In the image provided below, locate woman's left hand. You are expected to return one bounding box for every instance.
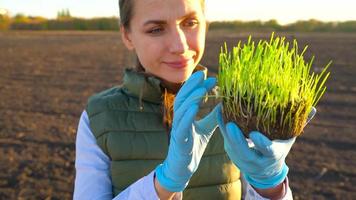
[215,104,316,189]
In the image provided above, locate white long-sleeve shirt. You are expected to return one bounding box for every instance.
[73,111,293,200]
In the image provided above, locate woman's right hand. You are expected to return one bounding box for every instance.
[155,71,219,193]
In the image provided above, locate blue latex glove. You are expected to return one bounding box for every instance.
[155,71,219,192]
[216,104,317,189]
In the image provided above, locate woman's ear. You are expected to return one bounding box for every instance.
[120,26,134,50]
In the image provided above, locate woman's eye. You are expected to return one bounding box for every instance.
[184,19,199,27]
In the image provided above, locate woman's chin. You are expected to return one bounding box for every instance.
[163,76,187,84]
[161,70,192,84]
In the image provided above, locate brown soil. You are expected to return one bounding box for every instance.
[0,31,355,199]
[222,100,309,140]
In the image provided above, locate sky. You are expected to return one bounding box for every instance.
[1,0,355,25]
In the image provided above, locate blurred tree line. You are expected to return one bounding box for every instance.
[208,19,356,32]
[1,11,356,32]
[0,10,119,31]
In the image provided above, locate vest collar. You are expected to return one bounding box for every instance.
[122,65,208,104]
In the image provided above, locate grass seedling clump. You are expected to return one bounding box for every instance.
[218,33,331,140]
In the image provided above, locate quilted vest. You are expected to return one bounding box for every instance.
[86,66,241,199]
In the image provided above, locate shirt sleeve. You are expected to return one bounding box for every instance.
[115,171,182,200]
[74,110,183,200]
[73,110,113,199]
[243,175,293,200]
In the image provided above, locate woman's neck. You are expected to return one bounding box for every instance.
[160,79,183,94]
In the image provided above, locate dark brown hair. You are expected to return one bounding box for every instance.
[118,0,205,129]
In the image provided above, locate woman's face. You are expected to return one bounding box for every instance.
[121,0,206,83]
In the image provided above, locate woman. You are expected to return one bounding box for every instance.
[74,0,304,199]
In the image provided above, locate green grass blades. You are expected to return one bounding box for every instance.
[218,32,331,140]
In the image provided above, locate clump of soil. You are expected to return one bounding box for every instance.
[222,99,308,140]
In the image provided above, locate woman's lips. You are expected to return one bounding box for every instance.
[164,58,193,69]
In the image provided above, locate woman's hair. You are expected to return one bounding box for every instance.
[118,0,133,29]
[119,0,205,29]
[118,0,205,130]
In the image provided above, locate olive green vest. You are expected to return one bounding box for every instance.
[86,66,241,199]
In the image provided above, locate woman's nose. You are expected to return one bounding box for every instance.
[169,26,188,54]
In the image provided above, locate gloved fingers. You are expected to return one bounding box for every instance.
[305,106,317,125]
[250,131,296,159]
[216,104,242,150]
[215,103,225,131]
[175,104,199,144]
[174,87,207,125]
[249,131,274,157]
[202,77,216,92]
[174,71,205,110]
[216,104,235,146]
[225,122,257,160]
[216,105,256,161]
[225,122,245,146]
[195,103,220,136]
